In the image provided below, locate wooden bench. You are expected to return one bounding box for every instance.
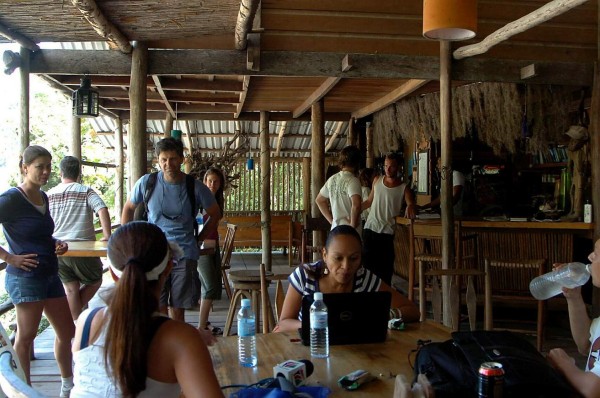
[217,214,296,266]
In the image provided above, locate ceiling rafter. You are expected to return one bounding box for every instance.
[70,0,132,53]
[235,76,250,118]
[352,79,430,119]
[0,21,39,51]
[325,121,344,152]
[235,0,261,50]
[275,121,288,156]
[151,75,176,118]
[293,77,341,118]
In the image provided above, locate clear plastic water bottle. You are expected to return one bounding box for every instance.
[237,298,257,367]
[310,292,329,358]
[529,262,591,300]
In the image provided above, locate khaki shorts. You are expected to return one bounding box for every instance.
[58,257,103,285]
[197,249,222,300]
[160,259,197,309]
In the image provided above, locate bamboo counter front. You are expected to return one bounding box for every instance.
[394,217,595,282]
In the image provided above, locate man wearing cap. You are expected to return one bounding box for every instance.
[121,137,222,322]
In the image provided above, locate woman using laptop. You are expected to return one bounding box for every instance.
[276,225,419,333]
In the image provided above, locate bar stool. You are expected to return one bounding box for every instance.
[223,268,274,336]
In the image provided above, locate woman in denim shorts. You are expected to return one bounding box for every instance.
[0,146,75,397]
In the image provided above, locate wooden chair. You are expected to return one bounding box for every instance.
[300,215,331,264]
[484,258,547,351]
[219,223,237,299]
[259,263,288,333]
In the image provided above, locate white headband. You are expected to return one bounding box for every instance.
[109,241,184,281]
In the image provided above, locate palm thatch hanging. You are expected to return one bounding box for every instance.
[372,82,571,155]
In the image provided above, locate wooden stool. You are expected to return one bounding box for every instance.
[224,269,273,336]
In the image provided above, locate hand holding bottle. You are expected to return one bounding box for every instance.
[552,263,584,300]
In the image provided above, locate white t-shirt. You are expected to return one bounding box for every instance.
[319,170,362,230]
[586,317,600,376]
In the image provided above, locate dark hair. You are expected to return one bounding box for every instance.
[204,167,226,212]
[358,168,375,187]
[385,151,402,164]
[325,224,362,249]
[105,222,169,397]
[19,145,51,172]
[338,146,361,171]
[155,137,184,158]
[59,156,81,180]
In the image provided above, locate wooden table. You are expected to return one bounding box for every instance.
[209,322,451,397]
[60,240,108,257]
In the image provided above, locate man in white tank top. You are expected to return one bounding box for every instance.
[362,152,416,284]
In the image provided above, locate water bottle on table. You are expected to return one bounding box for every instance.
[310,292,329,358]
[238,298,257,367]
[529,262,591,300]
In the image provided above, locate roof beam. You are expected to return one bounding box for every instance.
[30,49,594,86]
[454,0,589,60]
[325,121,345,152]
[0,21,39,51]
[151,75,175,118]
[352,79,430,119]
[235,76,250,118]
[70,0,132,53]
[235,0,261,50]
[293,77,341,118]
[275,121,288,157]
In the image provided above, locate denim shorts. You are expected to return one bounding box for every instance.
[5,273,66,305]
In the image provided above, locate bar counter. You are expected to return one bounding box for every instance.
[394,217,594,283]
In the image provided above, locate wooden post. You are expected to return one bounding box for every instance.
[302,157,311,215]
[128,42,148,185]
[71,116,82,160]
[347,117,357,147]
[260,111,272,271]
[164,113,174,137]
[311,101,325,257]
[440,40,455,327]
[591,63,600,316]
[19,47,30,153]
[115,117,124,219]
[366,121,374,168]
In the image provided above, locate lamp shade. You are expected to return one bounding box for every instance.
[72,77,99,117]
[423,0,477,41]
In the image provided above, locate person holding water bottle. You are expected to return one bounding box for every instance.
[546,239,600,396]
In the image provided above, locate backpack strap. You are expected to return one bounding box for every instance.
[143,172,159,217]
[185,174,199,238]
[80,307,104,350]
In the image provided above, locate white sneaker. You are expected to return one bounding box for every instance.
[60,384,73,398]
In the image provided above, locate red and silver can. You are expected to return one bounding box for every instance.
[478,361,504,398]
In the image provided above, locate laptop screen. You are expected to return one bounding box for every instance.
[300,291,391,345]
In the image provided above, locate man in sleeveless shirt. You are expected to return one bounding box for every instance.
[362,152,416,285]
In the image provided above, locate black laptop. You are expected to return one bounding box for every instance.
[300,291,391,346]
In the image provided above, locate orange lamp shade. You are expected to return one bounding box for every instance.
[423,0,477,41]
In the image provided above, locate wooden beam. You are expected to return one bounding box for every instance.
[259,111,272,270]
[352,79,430,119]
[20,48,30,153]
[311,100,325,259]
[246,32,261,71]
[235,76,250,118]
[175,111,352,122]
[0,22,39,51]
[324,121,344,152]
[81,160,116,168]
[275,121,288,157]
[151,75,175,118]
[30,49,594,86]
[71,117,81,159]
[70,0,132,53]
[114,118,124,219]
[235,0,260,50]
[454,0,589,60]
[128,42,148,185]
[293,77,341,118]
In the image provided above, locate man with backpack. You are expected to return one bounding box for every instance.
[121,137,221,322]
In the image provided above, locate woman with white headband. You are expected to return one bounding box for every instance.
[71,221,224,397]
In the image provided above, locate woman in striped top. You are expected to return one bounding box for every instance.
[276,225,419,332]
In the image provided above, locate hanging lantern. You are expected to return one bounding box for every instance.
[72,76,99,117]
[246,158,255,171]
[423,0,477,41]
[171,129,183,141]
